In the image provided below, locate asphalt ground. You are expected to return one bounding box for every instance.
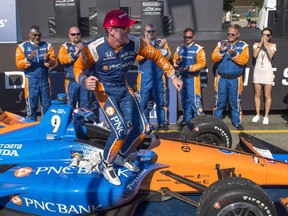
[152,112,288,151]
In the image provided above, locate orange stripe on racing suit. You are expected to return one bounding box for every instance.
[58,44,74,65]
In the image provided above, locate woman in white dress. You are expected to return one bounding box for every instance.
[252,27,277,125]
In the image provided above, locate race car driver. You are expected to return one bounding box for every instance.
[16,25,56,121]
[73,9,183,185]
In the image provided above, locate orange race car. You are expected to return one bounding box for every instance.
[0,96,287,216]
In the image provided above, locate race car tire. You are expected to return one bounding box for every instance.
[181,115,232,148]
[197,177,277,216]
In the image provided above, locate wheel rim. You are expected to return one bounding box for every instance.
[218,202,265,216]
[194,132,225,146]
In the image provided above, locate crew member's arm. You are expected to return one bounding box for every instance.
[73,46,95,87]
[138,38,182,91]
[58,45,74,64]
[15,46,31,70]
[173,47,182,69]
[189,49,206,72]
[231,45,249,65]
[211,43,224,63]
[44,44,56,68]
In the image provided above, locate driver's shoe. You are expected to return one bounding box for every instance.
[114,154,140,172]
[101,161,121,186]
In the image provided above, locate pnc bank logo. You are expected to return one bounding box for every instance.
[9,195,22,205]
[14,167,32,177]
[105,106,115,116]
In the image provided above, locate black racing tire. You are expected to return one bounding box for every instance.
[197,177,277,216]
[181,115,232,148]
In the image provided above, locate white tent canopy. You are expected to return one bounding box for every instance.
[257,0,276,30]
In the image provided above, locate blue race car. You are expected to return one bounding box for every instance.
[0,95,288,216]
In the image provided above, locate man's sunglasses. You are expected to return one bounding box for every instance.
[146,30,156,34]
[70,33,81,36]
[112,26,131,33]
[184,36,193,39]
[227,33,236,37]
[32,33,41,37]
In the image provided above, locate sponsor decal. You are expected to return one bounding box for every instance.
[50,109,65,114]
[213,202,221,209]
[32,165,129,178]
[34,166,93,175]
[108,61,134,70]
[243,196,273,216]
[127,169,148,190]
[105,106,115,116]
[9,195,22,205]
[119,13,127,19]
[156,179,171,182]
[14,167,32,177]
[0,149,19,156]
[110,115,126,137]
[0,144,22,149]
[203,179,210,184]
[18,196,101,214]
[181,146,191,152]
[214,126,230,146]
[218,148,232,154]
[184,175,194,178]
[265,159,276,165]
[253,156,259,163]
[51,109,57,113]
[105,51,113,58]
[197,174,210,178]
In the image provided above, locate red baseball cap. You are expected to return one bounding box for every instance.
[103,9,137,29]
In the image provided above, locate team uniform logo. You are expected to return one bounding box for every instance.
[105,106,115,116]
[105,51,113,58]
[14,167,32,177]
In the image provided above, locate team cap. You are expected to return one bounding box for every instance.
[103,9,137,28]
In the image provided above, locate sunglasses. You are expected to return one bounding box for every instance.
[146,30,156,34]
[184,36,193,39]
[112,26,131,33]
[227,33,236,37]
[264,34,271,37]
[70,33,81,36]
[32,33,41,37]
